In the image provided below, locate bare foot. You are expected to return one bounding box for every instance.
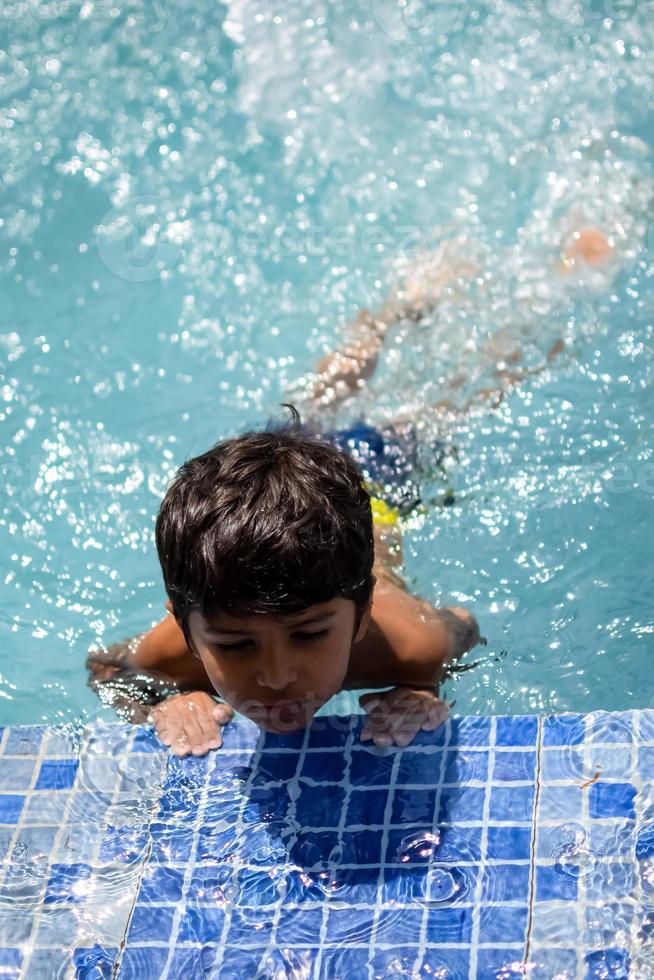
[559,227,614,274]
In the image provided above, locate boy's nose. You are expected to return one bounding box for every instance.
[256,649,298,691]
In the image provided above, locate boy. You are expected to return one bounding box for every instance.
[87,408,481,755]
[87,224,613,754]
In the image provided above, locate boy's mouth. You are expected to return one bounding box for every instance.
[260,699,304,717]
[248,698,309,729]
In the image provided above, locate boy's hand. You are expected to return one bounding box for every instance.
[359,687,449,748]
[151,692,234,757]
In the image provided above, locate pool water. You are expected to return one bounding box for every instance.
[0,0,653,726]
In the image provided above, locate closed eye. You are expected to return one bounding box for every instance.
[212,630,329,653]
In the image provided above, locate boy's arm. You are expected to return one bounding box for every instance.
[86,614,233,756]
[346,578,481,690]
[346,577,483,747]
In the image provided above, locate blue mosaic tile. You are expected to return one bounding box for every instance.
[496,715,538,746]
[295,780,346,825]
[478,904,529,944]
[638,746,654,780]
[126,905,175,944]
[118,946,169,979]
[424,907,473,943]
[438,785,486,822]
[543,713,585,745]
[493,749,536,781]
[349,747,396,785]
[305,715,355,748]
[35,759,79,790]
[396,748,443,784]
[585,861,636,902]
[44,863,93,904]
[487,825,533,861]
[0,949,22,980]
[73,944,118,980]
[320,948,370,978]
[636,824,654,861]
[217,948,263,977]
[443,748,489,783]
[258,750,301,783]
[588,746,632,780]
[0,759,35,790]
[450,715,492,745]
[100,826,149,864]
[376,906,423,942]
[480,863,530,902]
[541,746,585,781]
[299,750,347,783]
[186,863,232,903]
[489,784,535,821]
[1,710,653,978]
[22,790,69,824]
[149,821,194,863]
[136,865,184,903]
[347,787,388,824]
[590,819,635,858]
[530,949,578,978]
[587,711,633,744]
[539,785,583,820]
[0,794,25,824]
[585,948,630,980]
[536,863,579,902]
[168,947,217,977]
[342,828,384,863]
[3,726,44,756]
[392,786,439,823]
[420,947,470,979]
[177,906,225,944]
[476,950,526,979]
[589,781,636,820]
[131,726,164,753]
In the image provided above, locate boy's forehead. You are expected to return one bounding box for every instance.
[198,598,346,632]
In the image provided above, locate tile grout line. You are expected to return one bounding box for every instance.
[366,739,403,979]
[311,720,356,980]
[24,726,134,980]
[575,712,592,980]
[15,726,72,979]
[78,725,142,980]
[1,728,48,899]
[112,729,169,979]
[629,709,643,978]
[467,715,496,980]
[523,714,543,970]
[158,743,220,980]
[251,726,310,979]
[414,719,452,974]
[174,725,262,978]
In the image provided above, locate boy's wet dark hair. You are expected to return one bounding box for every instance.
[155,406,374,647]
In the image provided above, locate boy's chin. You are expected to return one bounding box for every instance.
[257,715,308,734]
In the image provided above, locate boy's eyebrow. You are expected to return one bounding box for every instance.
[205,611,338,636]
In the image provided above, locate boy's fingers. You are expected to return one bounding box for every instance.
[359,694,382,713]
[197,712,223,749]
[420,700,450,730]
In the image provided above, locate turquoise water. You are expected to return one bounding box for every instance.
[0,0,653,726]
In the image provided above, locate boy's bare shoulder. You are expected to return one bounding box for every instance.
[345,577,480,690]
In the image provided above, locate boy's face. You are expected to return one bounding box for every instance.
[186,595,373,733]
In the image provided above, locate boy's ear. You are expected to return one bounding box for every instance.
[165,599,174,615]
[353,577,376,644]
